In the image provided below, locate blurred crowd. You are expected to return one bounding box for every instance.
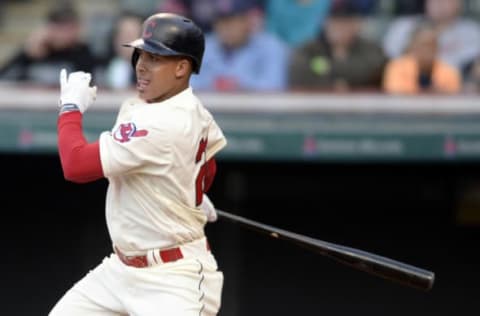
[2,0,480,94]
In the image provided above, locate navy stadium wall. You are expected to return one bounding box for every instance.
[1,153,479,316]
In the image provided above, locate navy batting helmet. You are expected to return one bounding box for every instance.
[124,13,205,74]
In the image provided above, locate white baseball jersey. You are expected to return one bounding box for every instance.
[99,87,227,255]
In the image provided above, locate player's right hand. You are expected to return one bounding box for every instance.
[59,68,97,114]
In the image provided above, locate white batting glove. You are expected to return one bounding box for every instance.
[201,194,218,222]
[59,68,97,114]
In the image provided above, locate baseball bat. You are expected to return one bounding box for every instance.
[216,209,435,291]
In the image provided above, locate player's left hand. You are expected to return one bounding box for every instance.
[201,194,217,222]
[59,68,97,114]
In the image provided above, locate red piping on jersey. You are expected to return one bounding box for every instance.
[57,112,104,183]
[204,158,216,192]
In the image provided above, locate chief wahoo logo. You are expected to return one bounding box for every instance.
[113,122,148,143]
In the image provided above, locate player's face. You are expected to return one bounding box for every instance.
[135,50,190,103]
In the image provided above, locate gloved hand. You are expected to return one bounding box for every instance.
[59,68,97,114]
[200,194,218,222]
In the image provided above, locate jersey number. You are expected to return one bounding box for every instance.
[195,138,208,206]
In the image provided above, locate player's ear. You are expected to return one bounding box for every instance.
[175,58,192,79]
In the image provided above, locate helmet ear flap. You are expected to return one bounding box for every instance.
[131,48,140,70]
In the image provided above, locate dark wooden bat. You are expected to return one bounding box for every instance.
[216,209,435,291]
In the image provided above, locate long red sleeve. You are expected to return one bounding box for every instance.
[57,111,104,183]
[204,158,217,192]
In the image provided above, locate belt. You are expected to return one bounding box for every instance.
[115,239,211,268]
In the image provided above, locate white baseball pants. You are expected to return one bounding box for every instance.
[49,238,223,316]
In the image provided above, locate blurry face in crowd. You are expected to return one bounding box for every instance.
[410,28,438,70]
[47,21,81,50]
[214,13,252,49]
[426,0,462,23]
[325,17,360,47]
[135,50,191,102]
[115,16,142,60]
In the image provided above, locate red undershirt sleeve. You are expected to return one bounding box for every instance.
[204,158,217,192]
[57,111,104,183]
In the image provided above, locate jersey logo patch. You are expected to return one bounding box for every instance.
[113,122,148,143]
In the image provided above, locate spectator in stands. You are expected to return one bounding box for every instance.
[157,0,265,34]
[382,0,480,75]
[120,0,158,17]
[383,22,461,95]
[337,0,378,16]
[389,0,426,16]
[264,0,332,47]
[190,0,289,92]
[463,56,480,93]
[157,0,217,33]
[0,2,96,86]
[288,1,386,92]
[104,12,143,89]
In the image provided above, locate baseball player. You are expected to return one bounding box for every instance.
[49,13,226,316]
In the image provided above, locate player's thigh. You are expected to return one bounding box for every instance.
[49,256,127,316]
[200,266,224,316]
[128,258,223,316]
[49,287,125,316]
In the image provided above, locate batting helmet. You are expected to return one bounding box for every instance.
[124,13,205,74]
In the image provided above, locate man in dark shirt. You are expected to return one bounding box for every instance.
[289,1,386,92]
[0,3,96,86]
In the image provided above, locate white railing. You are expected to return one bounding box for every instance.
[0,83,479,115]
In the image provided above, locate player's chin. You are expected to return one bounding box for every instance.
[136,85,148,99]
